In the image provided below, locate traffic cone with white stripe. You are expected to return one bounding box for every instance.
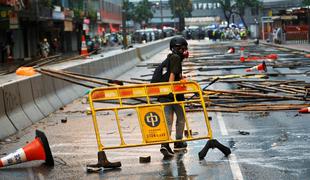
[245,61,267,72]
[227,47,235,54]
[266,54,278,60]
[299,107,310,113]
[0,130,54,168]
[80,35,89,58]
[240,47,245,62]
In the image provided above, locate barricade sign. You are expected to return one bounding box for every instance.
[87,81,231,170]
[139,105,169,143]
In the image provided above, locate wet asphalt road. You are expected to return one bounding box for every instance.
[0,39,310,180]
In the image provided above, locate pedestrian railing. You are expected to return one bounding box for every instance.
[284,31,309,44]
[86,81,230,170]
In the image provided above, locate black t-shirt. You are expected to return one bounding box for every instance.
[159,53,184,102]
[168,53,182,81]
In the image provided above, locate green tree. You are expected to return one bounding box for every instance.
[216,0,233,27]
[69,0,84,19]
[133,0,154,27]
[303,0,310,5]
[123,0,135,21]
[40,0,53,8]
[232,0,262,29]
[169,0,192,31]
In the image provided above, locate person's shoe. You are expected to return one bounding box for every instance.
[160,144,174,157]
[174,142,187,151]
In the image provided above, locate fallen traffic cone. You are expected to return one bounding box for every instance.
[299,107,310,113]
[16,67,37,76]
[0,130,54,168]
[245,61,267,72]
[227,47,235,54]
[80,35,89,58]
[266,54,278,60]
[240,47,245,62]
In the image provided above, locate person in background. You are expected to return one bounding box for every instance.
[275,27,283,44]
[41,38,50,58]
[51,38,59,55]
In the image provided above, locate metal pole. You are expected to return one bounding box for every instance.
[262,20,265,41]
[160,0,163,29]
[308,9,310,44]
[122,0,127,49]
[173,0,176,28]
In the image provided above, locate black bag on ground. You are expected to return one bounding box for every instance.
[150,58,170,83]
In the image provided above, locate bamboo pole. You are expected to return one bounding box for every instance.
[61,70,143,84]
[239,82,298,94]
[205,89,307,101]
[36,69,95,88]
[40,68,113,86]
[237,83,276,93]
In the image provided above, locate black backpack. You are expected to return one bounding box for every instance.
[151,58,170,83]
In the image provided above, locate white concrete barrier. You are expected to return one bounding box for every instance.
[41,74,64,109]
[52,78,79,105]
[18,78,45,122]
[137,38,171,61]
[66,66,89,97]
[2,81,33,130]
[0,87,16,139]
[31,75,56,116]
[0,38,170,140]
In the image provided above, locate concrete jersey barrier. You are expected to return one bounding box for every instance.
[0,87,16,139]
[0,38,172,140]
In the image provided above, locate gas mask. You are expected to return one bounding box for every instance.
[173,46,189,59]
[182,50,189,58]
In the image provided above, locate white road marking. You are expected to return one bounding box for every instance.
[216,112,244,180]
[217,112,228,135]
[228,154,244,180]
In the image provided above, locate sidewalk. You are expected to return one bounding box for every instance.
[261,40,310,53]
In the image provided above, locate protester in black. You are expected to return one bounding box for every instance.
[151,37,189,157]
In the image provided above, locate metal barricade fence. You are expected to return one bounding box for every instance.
[285,31,309,44]
[86,81,231,170]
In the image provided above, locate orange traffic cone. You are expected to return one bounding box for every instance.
[227,47,235,54]
[0,130,54,168]
[266,54,278,60]
[80,35,89,58]
[240,47,245,62]
[245,61,267,72]
[299,107,310,113]
[16,67,36,76]
[305,54,310,58]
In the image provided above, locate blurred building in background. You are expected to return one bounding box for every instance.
[0,0,122,62]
